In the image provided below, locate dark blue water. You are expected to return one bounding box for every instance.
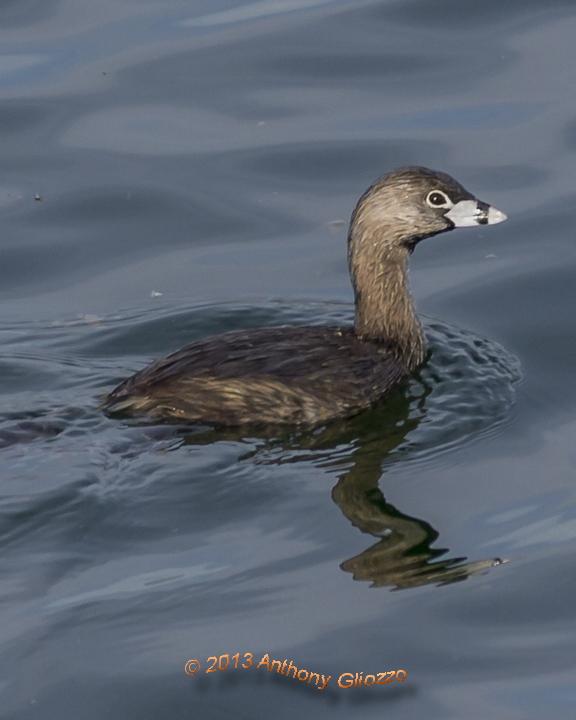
[2,1,576,717]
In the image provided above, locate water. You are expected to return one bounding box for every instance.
[1,0,575,717]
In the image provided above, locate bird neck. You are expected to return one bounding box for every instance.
[348,228,426,371]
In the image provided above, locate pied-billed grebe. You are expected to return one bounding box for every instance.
[103,166,506,426]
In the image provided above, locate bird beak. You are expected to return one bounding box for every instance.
[445,199,507,227]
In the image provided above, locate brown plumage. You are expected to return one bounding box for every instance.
[103,166,507,426]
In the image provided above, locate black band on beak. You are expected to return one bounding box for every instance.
[476,201,490,225]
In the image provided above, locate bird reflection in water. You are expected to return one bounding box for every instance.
[180,370,505,592]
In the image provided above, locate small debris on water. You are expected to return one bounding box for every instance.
[34,194,43,202]
[327,219,346,230]
[150,290,163,298]
[78,313,103,325]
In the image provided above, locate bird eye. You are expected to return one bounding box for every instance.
[426,190,452,208]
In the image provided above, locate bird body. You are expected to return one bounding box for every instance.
[104,326,405,425]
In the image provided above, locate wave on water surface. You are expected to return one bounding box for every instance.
[0,300,521,460]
